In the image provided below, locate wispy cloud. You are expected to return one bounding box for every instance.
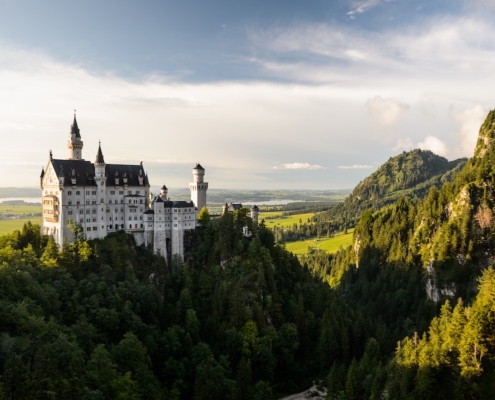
[338,165,375,169]
[273,163,326,170]
[367,96,409,128]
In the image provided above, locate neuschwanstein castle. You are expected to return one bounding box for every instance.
[40,115,208,260]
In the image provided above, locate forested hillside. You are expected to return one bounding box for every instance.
[300,109,495,398]
[324,149,466,230]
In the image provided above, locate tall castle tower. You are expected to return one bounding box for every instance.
[189,163,208,212]
[94,142,107,238]
[67,114,84,160]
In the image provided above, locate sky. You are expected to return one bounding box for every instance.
[1,0,495,190]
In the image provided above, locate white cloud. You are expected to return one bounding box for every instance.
[274,163,325,170]
[347,0,380,16]
[451,104,487,157]
[393,137,415,152]
[338,165,375,169]
[367,96,409,128]
[417,136,448,157]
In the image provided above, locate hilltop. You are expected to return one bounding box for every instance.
[323,149,466,229]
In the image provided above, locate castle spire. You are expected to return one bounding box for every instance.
[95,141,105,165]
[71,113,81,138]
[68,113,84,160]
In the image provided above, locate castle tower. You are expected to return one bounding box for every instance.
[67,114,84,160]
[189,163,208,212]
[94,142,107,238]
[160,184,168,201]
[250,205,259,224]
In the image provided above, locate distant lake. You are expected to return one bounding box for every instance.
[0,197,40,204]
[243,200,300,206]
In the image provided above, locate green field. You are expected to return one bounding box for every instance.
[261,212,316,228]
[286,228,355,255]
[0,218,42,235]
[0,204,41,215]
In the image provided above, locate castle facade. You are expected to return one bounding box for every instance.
[40,115,208,260]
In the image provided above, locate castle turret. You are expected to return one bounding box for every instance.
[250,205,259,224]
[67,114,84,160]
[94,142,107,238]
[189,163,208,212]
[160,184,168,201]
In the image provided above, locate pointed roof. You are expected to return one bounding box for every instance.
[193,163,205,170]
[71,114,81,138]
[161,184,168,190]
[40,167,45,178]
[95,142,105,165]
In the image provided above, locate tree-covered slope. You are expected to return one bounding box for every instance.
[298,109,495,399]
[324,149,466,229]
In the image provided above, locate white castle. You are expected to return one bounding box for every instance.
[40,115,208,260]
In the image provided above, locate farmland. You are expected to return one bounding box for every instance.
[285,228,354,255]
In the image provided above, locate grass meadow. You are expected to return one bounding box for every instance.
[285,228,355,255]
[0,218,42,236]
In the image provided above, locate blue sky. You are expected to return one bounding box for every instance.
[1,0,495,189]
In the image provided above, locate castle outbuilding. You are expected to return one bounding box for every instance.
[40,115,208,260]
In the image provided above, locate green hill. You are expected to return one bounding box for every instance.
[324,149,466,229]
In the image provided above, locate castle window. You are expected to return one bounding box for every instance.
[110,191,115,195]
[174,224,177,227]
[86,191,90,195]
[140,199,143,204]
[136,191,140,195]
[100,199,104,203]
[106,209,110,213]
[129,217,132,220]
[68,201,72,205]
[86,200,90,205]
[135,224,137,228]
[119,191,123,195]
[79,218,83,223]
[92,218,96,222]
[128,199,131,204]
[174,217,177,220]
[92,191,96,195]
[76,191,80,195]
[129,224,131,229]
[92,201,96,205]
[68,191,72,195]
[92,209,96,214]
[121,200,124,204]
[109,200,112,204]
[87,227,91,231]
[140,224,143,228]
[68,210,73,215]
[127,191,131,195]
[86,219,90,223]
[86,209,90,214]
[92,227,97,231]
[77,201,80,205]
[115,208,118,212]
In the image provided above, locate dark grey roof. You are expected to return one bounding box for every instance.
[95,143,105,165]
[51,159,149,187]
[231,203,243,210]
[71,115,81,138]
[193,163,205,170]
[172,201,195,208]
[161,184,168,190]
[40,168,44,178]
[144,209,154,214]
